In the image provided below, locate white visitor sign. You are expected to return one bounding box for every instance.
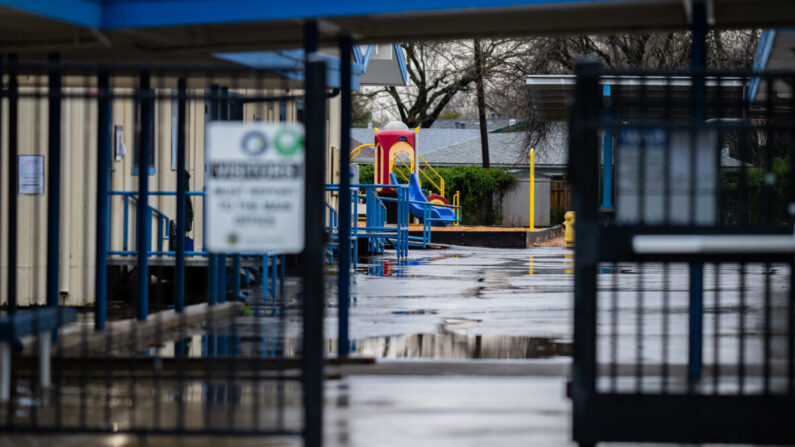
[19,155,44,195]
[206,122,305,253]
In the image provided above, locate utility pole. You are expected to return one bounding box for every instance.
[474,39,490,168]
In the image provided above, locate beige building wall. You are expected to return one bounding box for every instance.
[1,85,327,307]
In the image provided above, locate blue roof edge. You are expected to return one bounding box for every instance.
[747,29,777,104]
[214,49,364,90]
[394,44,408,85]
[2,0,631,30]
[0,0,100,27]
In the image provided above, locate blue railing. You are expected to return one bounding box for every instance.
[324,183,461,257]
[109,189,286,304]
[111,190,206,256]
[325,184,410,260]
[414,199,461,248]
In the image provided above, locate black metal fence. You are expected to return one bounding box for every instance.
[0,56,328,441]
[569,60,795,446]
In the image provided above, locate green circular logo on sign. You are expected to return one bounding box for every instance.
[274,128,304,157]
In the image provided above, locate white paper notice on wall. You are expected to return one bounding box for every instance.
[115,125,126,161]
[205,122,305,253]
[18,155,44,195]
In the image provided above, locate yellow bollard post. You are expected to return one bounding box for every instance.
[564,211,575,248]
[453,190,461,226]
[529,148,535,231]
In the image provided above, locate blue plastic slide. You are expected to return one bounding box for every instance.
[391,173,456,225]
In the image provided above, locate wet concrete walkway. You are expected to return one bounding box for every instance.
[3,244,787,446]
[332,245,575,358]
[322,245,577,447]
[319,244,787,447]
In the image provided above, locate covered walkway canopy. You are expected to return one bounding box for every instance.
[0,0,792,63]
[526,74,748,121]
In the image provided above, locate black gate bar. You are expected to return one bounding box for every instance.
[303,20,326,447]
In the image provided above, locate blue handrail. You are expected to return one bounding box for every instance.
[325,183,414,260]
[108,189,286,304]
[325,183,461,253]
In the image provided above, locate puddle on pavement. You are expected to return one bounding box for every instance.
[351,333,570,360]
[356,255,450,277]
[134,322,570,361]
[359,252,576,278]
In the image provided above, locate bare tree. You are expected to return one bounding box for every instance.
[366,40,531,128]
[358,31,759,154]
[485,30,761,163]
[474,39,490,168]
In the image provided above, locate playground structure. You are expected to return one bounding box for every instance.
[353,124,452,205]
[327,124,461,261]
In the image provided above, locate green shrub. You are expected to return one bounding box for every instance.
[435,166,517,225]
[358,164,373,184]
[720,156,790,225]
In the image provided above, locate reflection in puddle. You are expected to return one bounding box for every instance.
[352,333,570,360]
[391,309,438,315]
[148,327,570,361]
[147,331,571,361]
[357,255,451,277]
[525,254,574,276]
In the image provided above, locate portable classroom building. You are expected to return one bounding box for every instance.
[0,85,338,306]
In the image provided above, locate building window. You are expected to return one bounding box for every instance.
[132,92,157,176]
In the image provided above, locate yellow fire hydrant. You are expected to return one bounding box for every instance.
[563,211,575,248]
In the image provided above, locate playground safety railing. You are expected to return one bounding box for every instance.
[418,154,445,198]
[393,154,412,183]
[378,187,410,259]
[325,197,359,266]
[326,183,410,260]
[350,143,374,161]
[395,153,446,199]
[410,199,461,248]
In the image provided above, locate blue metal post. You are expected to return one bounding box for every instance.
[279,254,285,297]
[233,255,241,300]
[156,216,163,253]
[270,255,277,299]
[7,54,18,314]
[206,85,218,306]
[175,78,187,313]
[95,68,110,330]
[123,196,129,250]
[218,254,227,303]
[601,84,613,211]
[136,71,152,321]
[262,253,270,302]
[47,53,61,312]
